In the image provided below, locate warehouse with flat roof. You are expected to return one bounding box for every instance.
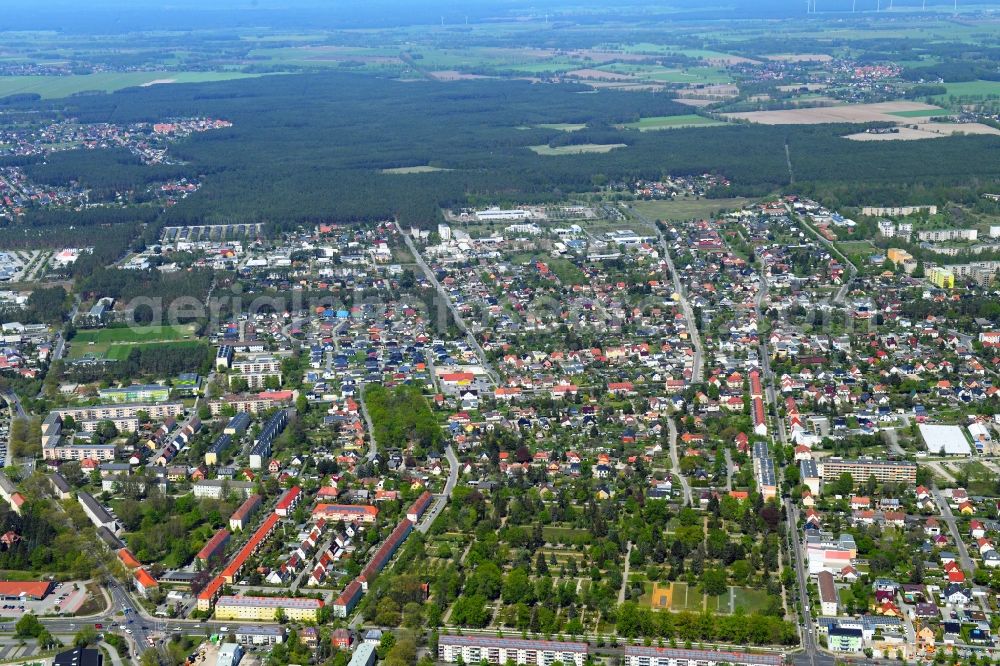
[919,424,972,456]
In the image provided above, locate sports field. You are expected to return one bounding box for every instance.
[641,581,775,614]
[0,71,263,99]
[67,325,198,360]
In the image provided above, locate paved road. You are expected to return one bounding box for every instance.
[397,222,499,387]
[932,486,975,573]
[416,444,458,534]
[359,387,377,463]
[3,390,25,420]
[792,207,857,305]
[637,210,704,382]
[787,505,819,666]
[753,250,824,666]
[723,448,734,491]
[44,295,82,398]
[666,417,693,506]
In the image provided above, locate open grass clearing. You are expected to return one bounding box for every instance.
[529,143,626,155]
[620,114,725,131]
[380,165,452,174]
[596,63,731,85]
[731,586,773,614]
[537,123,587,132]
[542,526,593,545]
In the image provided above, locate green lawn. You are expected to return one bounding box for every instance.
[708,593,730,613]
[546,258,586,285]
[963,460,997,497]
[0,71,264,99]
[731,586,773,614]
[631,197,751,222]
[542,526,593,545]
[529,143,626,155]
[620,114,724,131]
[670,582,704,611]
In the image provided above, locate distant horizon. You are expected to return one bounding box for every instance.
[6,0,1000,33]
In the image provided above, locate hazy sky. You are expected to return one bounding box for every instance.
[5,0,998,31]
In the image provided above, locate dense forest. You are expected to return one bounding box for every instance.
[23,148,193,200]
[78,267,215,319]
[0,286,70,326]
[5,72,994,231]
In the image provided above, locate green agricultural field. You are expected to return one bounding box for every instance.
[597,63,731,85]
[933,80,1000,101]
[529,143,626,155]
[630,197,751,222]
[620,114,725,130]
[0,71,263,99]
[888,108,947,118]
[505,61,584,74]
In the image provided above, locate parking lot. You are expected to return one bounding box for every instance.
[0,581,90,618]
